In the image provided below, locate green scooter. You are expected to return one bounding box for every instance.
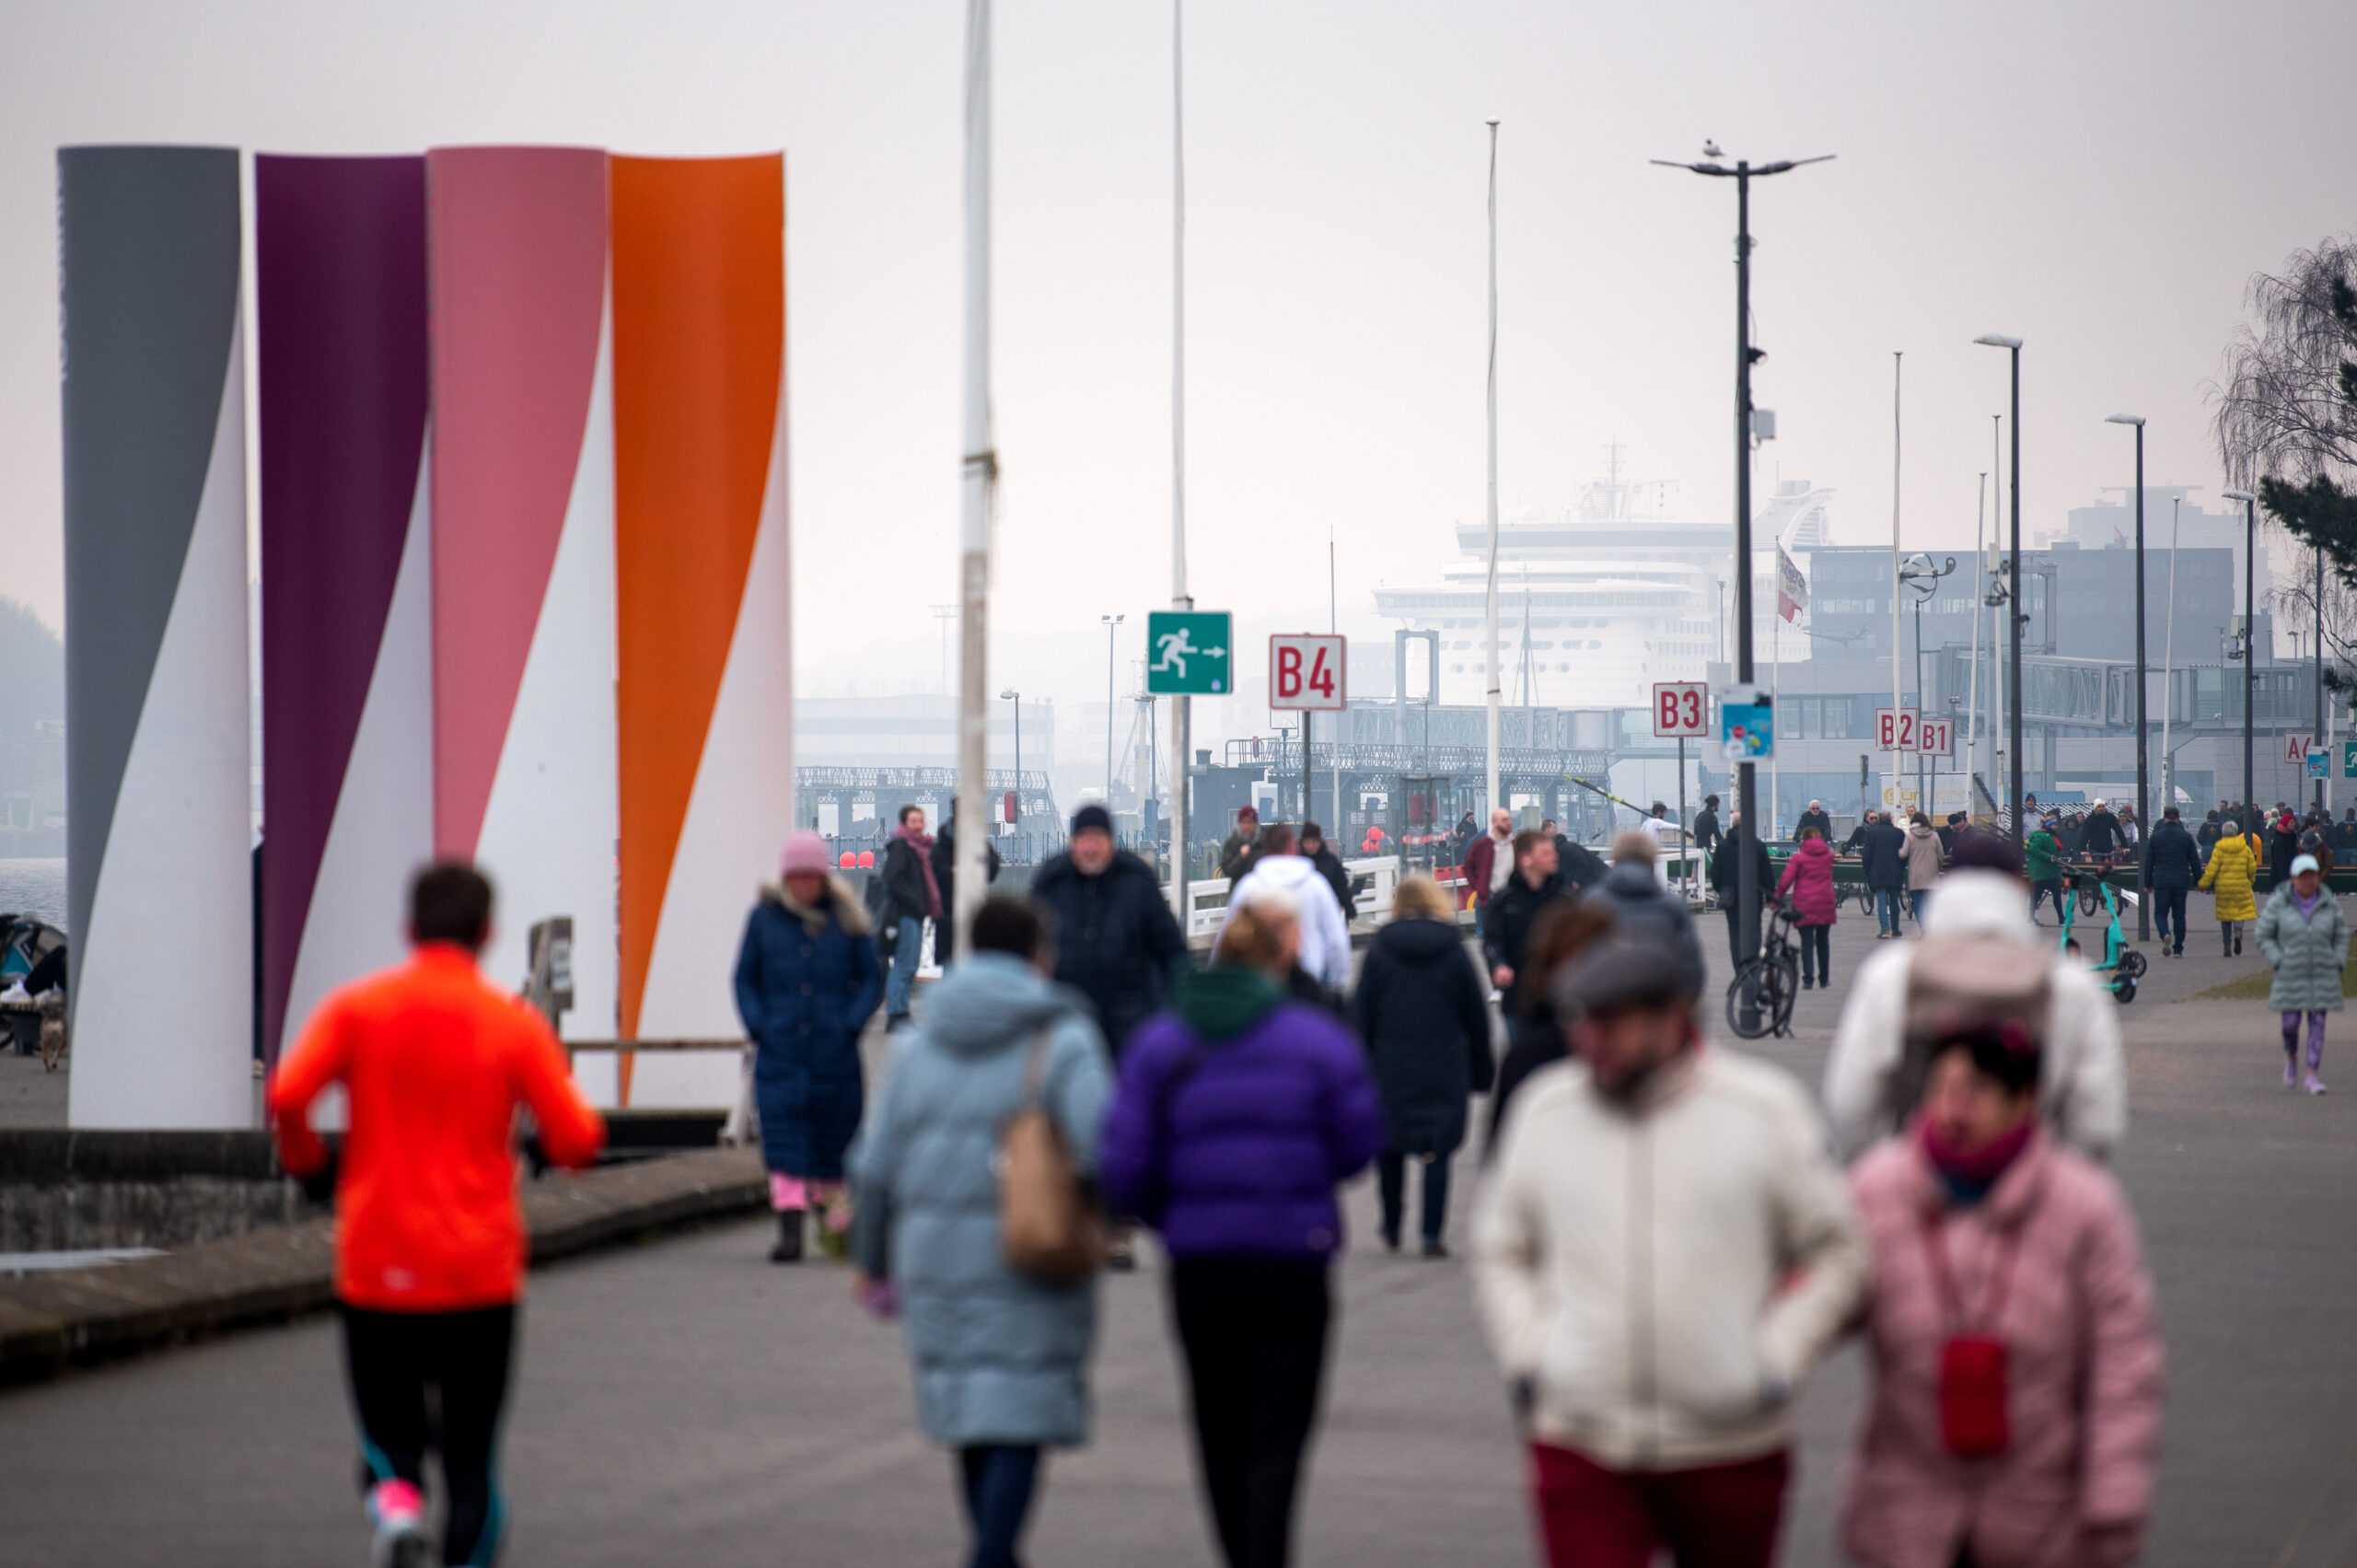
[2056,868,2148,1004]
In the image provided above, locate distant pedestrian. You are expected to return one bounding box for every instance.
[1843,809,1877,857]
[1709,809,1775,969]
[1219,805,1262,884]
[1693,794,1725,858]
[1483,830,1573,1028]
[2334,807,2357,859]
[1863,809,1909,938]
[2026,816,2066,925]
[881,804,942,1030]
[2195,809,2223,866]
[1776,825,1839,991]
[1544,818,1608,896]
[1902,812,1944,926]
[268,863,606,1568]
[1102,897,1386,1568]
[1447,808,1480,865]
[1639,801,1676,846]
[1473,937,1867,1568]
[929,800,1002,965]
[1031,805,1189,1060]
[2199,819,2258,958]
[1297,821,1353,918]
[1462,807,1517,928]
[1353,876,1494,1257]
[2268,810,2303,889]
[1826,841,2128,1165]
[1795,798,1832,843]
[1588,830,1708,997]
[1219,823,1353,993]
[734,832,886,1262]
[2256,853,2345,1096]
[848,899,1113,1568]
[2144,806,2199,958]
[1483,900,1615,1149]
[1841,1018,2163,1568]
[2299,820,2334,879]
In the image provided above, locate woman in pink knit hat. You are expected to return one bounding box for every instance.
[732,830,884,1261]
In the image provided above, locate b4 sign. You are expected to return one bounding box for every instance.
[1270,634,1345,711]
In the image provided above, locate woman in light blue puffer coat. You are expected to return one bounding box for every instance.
[2255,853,2349,1096]
[849,899,1110,1568]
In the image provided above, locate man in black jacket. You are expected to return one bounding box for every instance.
[1542,819,1608,896]
[1794,799,1832,843]
[1692,795,1724,859]
[1218,806,1261,883]
[1480,830,1572,1036]
[1030,804,1187,1059]
[1708,810,1777,968]
[1298,822,1354,920]
[2079,799,2122,861]
[880,805,939,1028]
[1862,809,1909,938]
[2143,805,2199,958]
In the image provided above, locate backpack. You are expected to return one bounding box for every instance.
[1895,932,2052,1133]
[998,1027,1107,1287]
[862,867,897,958]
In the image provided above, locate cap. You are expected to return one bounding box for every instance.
[1072,804,1113,836]
[2293,854,2321,876]
[781,830,831,877]
[1548,935,1697,1018]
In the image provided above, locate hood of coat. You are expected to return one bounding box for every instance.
[1376,913,1463,966]
[1600,860,1663,899]
[1907,822,1936,844]
[1919,868,2032,940]
[1236,853,1321,903]
[918,952,1074,1057]
[1176,966,1286,1040]
[761,874,873,938]
[1796,836,1832,864]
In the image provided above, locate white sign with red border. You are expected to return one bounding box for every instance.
[2284,732,2316,765]
[1653,682,1709,738]
[1269,634,1346,711]
[1917,717,1955,756]
[1875,707,1918,752]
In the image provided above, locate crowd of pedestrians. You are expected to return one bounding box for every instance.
[279,784,2357,1568]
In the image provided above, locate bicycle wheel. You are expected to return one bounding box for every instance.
[2078,879,2102,916]
[1724,955,1799,1040]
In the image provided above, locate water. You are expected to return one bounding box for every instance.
[0,859,67,934]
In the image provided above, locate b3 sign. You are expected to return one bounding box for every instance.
[1653,682,1708,738]
[1270,634,1345,711]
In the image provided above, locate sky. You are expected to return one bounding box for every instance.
[3,0,2351,732]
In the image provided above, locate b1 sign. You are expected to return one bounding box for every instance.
[1917,717,1955,756]
[1653,682,1709,738]
[1270,634,1345,711]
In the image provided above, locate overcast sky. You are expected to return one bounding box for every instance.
[3,0,2351,715]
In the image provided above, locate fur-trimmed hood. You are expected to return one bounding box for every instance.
[761,874,873,938]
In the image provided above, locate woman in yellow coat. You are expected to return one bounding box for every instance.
[2200,817,2259,957]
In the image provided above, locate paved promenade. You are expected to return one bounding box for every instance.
[4,903,2355,1565]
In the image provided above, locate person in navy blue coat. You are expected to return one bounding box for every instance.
[735,831,884,1261]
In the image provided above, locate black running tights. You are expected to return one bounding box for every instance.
[340,1302,515,1567]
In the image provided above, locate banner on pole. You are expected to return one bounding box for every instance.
[1776,545,1808,623]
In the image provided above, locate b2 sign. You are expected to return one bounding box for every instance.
[1875,707,1919,752]
[1653,682,1709,738]
[1270,634,1345,711]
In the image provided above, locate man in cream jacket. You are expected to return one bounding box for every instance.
[1472,938,1866,1568]
[1822,834,2127,1163]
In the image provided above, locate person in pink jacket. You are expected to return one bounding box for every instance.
[1843,1018,2164,1568]
[1776,825,1840,991]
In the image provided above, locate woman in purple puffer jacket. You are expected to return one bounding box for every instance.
[1101,893,1386,1568]
[1777,824,1840,992]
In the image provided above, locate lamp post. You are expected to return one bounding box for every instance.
[1484,117,1501,821]
[1899,552,1956,814]
[2316,540,2327,816]
[1975,335,2024,849]
[2224,489,2258,816]
[2107,413,2150,939]
[1101,613,1124,819]
[1656,146,1833,1026]
[999,687,1021,845]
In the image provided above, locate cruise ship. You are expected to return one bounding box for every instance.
[1376,459,1836,711]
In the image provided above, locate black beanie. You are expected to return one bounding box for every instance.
[1071,804,1113,836]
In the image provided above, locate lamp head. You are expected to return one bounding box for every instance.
[999,688,1018,701]
[2223,489,2255,503]
[2106,413,2144,427]
[1974,334,2024,350]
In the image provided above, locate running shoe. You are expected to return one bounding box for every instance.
[2306,1074,2328,1096]
[367,1479,432,1568]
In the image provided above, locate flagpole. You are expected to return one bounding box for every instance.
[1968,471,1985,810]
[952,0,995,954]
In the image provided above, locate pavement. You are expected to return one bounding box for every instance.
[1,895,2354,1564]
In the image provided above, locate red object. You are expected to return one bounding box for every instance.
[1775,837,1838,925]
[1004,789,1018,824]
[1529,1443,1789,1568]
[1939,1337,2012,1458]
[267,947,606,1310]
[858,851,876,868]
[838,851,855,869]
[1463,833,1502,906]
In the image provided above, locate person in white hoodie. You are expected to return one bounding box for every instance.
[1217,822,1353,993]
[1824,830,2128,1163]
[1472,937,1867,1568]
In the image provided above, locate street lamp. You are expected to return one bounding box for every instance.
[1898,552,1956,813]
[2107,413,2151,939]
[2224,489,2258,815]
[1976,334,2025,847]
[1101,614,1125,824]
[1656,145,1834,1027]
[998,688,1021,842]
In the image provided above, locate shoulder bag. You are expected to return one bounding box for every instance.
[1000,1027,1108,1287]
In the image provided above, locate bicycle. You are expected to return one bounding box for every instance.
[1725,897,1801,1040]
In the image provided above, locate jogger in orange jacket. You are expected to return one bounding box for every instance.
[270,863,604,1568]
